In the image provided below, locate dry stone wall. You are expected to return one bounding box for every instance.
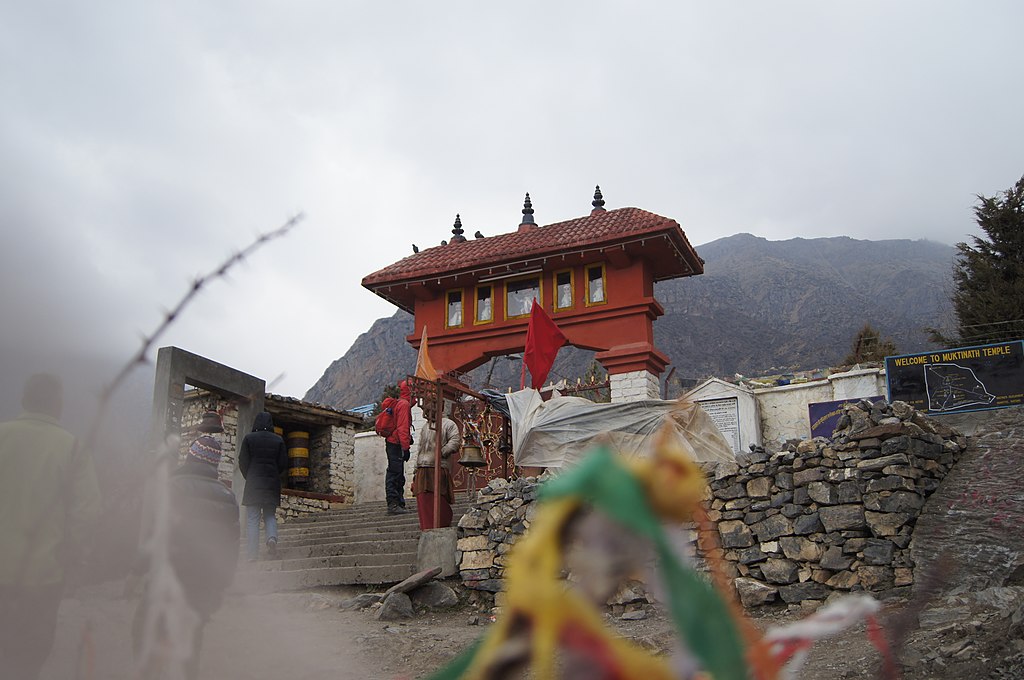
[710,399,965,608]
[457,399,966,611]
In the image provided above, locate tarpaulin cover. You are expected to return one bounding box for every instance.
[507,389,736,468]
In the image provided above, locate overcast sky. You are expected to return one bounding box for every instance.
[2,1,1022,405]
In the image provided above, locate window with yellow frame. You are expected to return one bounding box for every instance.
[585,263,607,306]
[505,275,541,319]
[445,289,464,328]
[474,284,493,324]
[554,269,574,311]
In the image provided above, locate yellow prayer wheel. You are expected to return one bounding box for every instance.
[287,430,310,487]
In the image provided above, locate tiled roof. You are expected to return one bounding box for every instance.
[362,207,700,288]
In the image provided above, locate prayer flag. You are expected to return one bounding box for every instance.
[415,326,439,381]
[521,299,568,389]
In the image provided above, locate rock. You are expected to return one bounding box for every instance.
[376,592,414,620]
[862,539,895,565]
[819,505,866,532]
[826,570,859,590]
[736,546,767,564]
[919,606,971,629]
[460,550,495,570]
[751,514,794,543]
[762,558,800,584]
[719,520,755,548]
[820,546,854,571]
[793,512,823,535]
[457,535,490,552]
[857,453,910,472]
[734,577,778,607]
[807,481,838,505]
[780,536,823,562]
[793,468,825,487]
[458,510,487,529]
[340,593,383,611]
[746,476,773,498]
[778,581,830,603]
[409,582,459,609]
[865,511,913,537]
[857,565,894,591]
[865,476,916,493]
[384,566,443,597]
[620,608,648,621]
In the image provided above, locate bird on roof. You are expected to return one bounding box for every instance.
[474,231,484,239]
[412,244,419,253]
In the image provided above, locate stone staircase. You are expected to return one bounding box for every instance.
[235,498,472,593]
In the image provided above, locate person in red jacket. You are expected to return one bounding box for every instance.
[384,380,413,515]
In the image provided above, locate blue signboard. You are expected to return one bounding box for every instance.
[885,340,1024,415]
[808,396,885,438]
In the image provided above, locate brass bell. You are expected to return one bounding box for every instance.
[459,441,487,468]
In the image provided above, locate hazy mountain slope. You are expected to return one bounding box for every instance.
[306,235,956,408]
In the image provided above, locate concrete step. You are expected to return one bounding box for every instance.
[281,499,474,525]
[248,550,418,573]
[274,537,420,560]
[234,497,475,592]
[275,529,423,549]
[235,563,419,593]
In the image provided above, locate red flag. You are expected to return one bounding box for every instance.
[521,299,568,389]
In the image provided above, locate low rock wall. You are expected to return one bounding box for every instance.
[457,400,965,610]
[276,490,346,522]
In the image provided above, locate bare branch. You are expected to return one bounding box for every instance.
[84,212,304,451]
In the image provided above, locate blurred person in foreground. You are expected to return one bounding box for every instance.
[239,411,287,561]
[0,373,101,679]
[412,401,460,530]
[132,433,239,680]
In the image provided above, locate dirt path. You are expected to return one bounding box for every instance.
[41,582,384,680]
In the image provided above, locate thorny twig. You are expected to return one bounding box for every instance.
[83,213,304,452]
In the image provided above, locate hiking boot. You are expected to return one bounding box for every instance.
[266,537,278,559]
[387,504,406,515]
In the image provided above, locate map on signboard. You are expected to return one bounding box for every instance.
[924,363,996,411]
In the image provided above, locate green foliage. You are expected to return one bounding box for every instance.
[842,323,897,365]
[930,176,1024,347]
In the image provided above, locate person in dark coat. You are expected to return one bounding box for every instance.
[239,411,288,561]
[132,434,239,680]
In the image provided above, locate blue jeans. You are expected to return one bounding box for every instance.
[246,505,278,560]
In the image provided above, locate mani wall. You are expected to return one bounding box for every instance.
[455,399,966,611]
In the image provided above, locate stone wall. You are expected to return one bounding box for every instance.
[456,399,966,610]
[324,425,356,499]
[276,490,346,522]
[710,399,964,608]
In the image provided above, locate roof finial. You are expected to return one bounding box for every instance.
[592,185,606,213]
[450,214,466,243]
[519,192,536,231]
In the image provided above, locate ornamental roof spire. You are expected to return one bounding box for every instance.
[591,185,606,213]
[450,214,466,243]
[518,192,536,232]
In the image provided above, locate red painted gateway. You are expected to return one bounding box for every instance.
[362,188,704,383]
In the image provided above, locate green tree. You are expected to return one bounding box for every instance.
[842,323,897,365]
[931,176,1024,347]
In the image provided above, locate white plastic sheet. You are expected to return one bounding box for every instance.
[507,389,736,468]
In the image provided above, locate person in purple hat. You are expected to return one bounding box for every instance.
[132,432,239,680]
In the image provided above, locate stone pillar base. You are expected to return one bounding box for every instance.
[609,370,661,402]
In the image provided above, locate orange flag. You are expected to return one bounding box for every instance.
[521,299,569,389]
[415,326,439,381]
